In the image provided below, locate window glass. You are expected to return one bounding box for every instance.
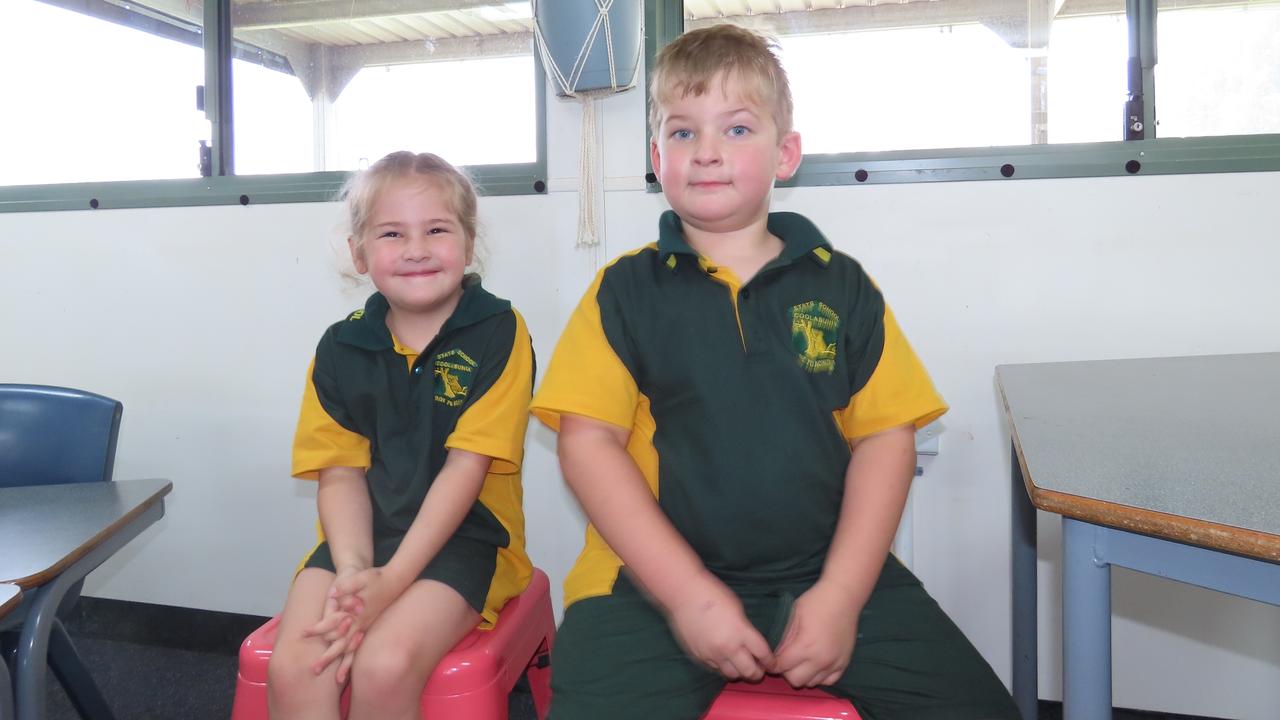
[0,0,205,186]
[689,0,1127,152]
[233,56,315,176]
[333,57,537,169]
[1153,0,1280,138]
[780,25,1030,153]
[231,1,537,173]
[1046,12,1129,144]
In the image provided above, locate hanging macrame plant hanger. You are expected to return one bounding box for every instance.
[533,0,644,249]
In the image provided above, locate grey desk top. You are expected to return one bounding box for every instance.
[0,478,172,589]
[997,353,1280,543]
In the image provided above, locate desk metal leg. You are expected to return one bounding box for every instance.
[1010,443,1038,720]
[2,652,13,720]
[12,502,162,720]
[15,581,70,720]
[1062,518,1112,720]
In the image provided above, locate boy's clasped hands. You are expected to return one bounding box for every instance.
[302,565,410,683]
[667,571,861,689]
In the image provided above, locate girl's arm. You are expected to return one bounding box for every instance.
[331,448,492,629]
[303,465,374,678]
[386,448,491,583]
[317,466,374,572]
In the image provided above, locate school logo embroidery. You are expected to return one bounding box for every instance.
[347,309,364,321]
[433,349,478,407]
[791,301,839,374]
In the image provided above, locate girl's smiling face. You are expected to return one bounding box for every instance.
[350,181,473,319]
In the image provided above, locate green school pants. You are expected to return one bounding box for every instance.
[547,555,1019,720]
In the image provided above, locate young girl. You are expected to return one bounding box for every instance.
[268,151,534,720]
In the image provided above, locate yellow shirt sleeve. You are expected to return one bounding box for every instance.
[531,266,639,433]
[839,304,948,440]
[446,310,535,474]
[291,357,371,480]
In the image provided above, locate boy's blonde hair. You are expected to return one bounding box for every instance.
[341,151,479,259]
[649,24,793,137]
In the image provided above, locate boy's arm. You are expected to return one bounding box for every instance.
[559,413,773,681]
[332,449,491,629]
[773,423,916,687]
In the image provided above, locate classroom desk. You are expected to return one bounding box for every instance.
[0,478,172,720]
[2,584,22,720]
[996,353,1280,720]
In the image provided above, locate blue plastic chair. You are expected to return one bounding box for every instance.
[0,384,123,720]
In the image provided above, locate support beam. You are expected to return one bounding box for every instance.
[36,0,200,44]
[1027,0,1054,144]
[688,0,1026,34]
[234,0,514,31]
[331,32,533,68]
[118,0,202,25]
[236,29,314,73]
[310,66,339,171]
[297,45,364,103]
[1059,0,1237,16]
[689,0,1234,37]
[286,32,531,106]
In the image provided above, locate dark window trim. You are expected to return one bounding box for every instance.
[0,0,548,214]
[645,0,1280,191]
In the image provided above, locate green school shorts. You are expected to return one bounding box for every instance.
[303,531,496,615]
[547,555,1019,720]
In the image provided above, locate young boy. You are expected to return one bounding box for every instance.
[530,24,1018,720]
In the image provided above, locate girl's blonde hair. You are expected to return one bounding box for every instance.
[649,24,793,137]
[341,151,480,260]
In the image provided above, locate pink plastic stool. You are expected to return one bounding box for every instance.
[702,675,862,720]
[230,568,554,720]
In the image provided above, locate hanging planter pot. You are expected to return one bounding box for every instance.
[533,0,644,97]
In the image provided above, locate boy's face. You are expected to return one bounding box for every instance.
[349,181,473,318]
[651,74,801,235]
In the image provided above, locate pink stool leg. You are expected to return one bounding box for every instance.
[525,636,553,719]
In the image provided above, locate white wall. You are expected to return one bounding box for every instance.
[2,83,1278,718]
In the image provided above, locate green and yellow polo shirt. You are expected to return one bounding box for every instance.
[531,210,946,608]
[292,279,534,625]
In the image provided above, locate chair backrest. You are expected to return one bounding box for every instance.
[0,384,122,489]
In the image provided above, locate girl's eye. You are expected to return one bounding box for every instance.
[729,125,749,137]
[379,231,401,239]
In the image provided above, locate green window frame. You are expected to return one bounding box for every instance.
[644,0,1280,188]
[0,0,549,214]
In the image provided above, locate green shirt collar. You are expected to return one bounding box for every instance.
[656,210,834,269]
[334,275,510,352]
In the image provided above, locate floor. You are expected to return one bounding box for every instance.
[34,630,1216,720]
[42,634,539,719]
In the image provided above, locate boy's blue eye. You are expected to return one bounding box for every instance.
[672,129,693,140]
[729,125,750,137]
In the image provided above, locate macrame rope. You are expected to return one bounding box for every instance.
[532,0,642,249]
